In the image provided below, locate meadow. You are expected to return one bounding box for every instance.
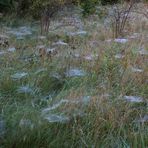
[0,3,148,148]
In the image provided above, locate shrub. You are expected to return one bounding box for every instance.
[79,0,100,16]
[16,0,32,16]
[0,0,14,12]
[16,0,77,18]
[79,0,120,16]
[100,0,119,5]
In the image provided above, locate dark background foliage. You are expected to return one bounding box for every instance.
[0,0,146,17]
